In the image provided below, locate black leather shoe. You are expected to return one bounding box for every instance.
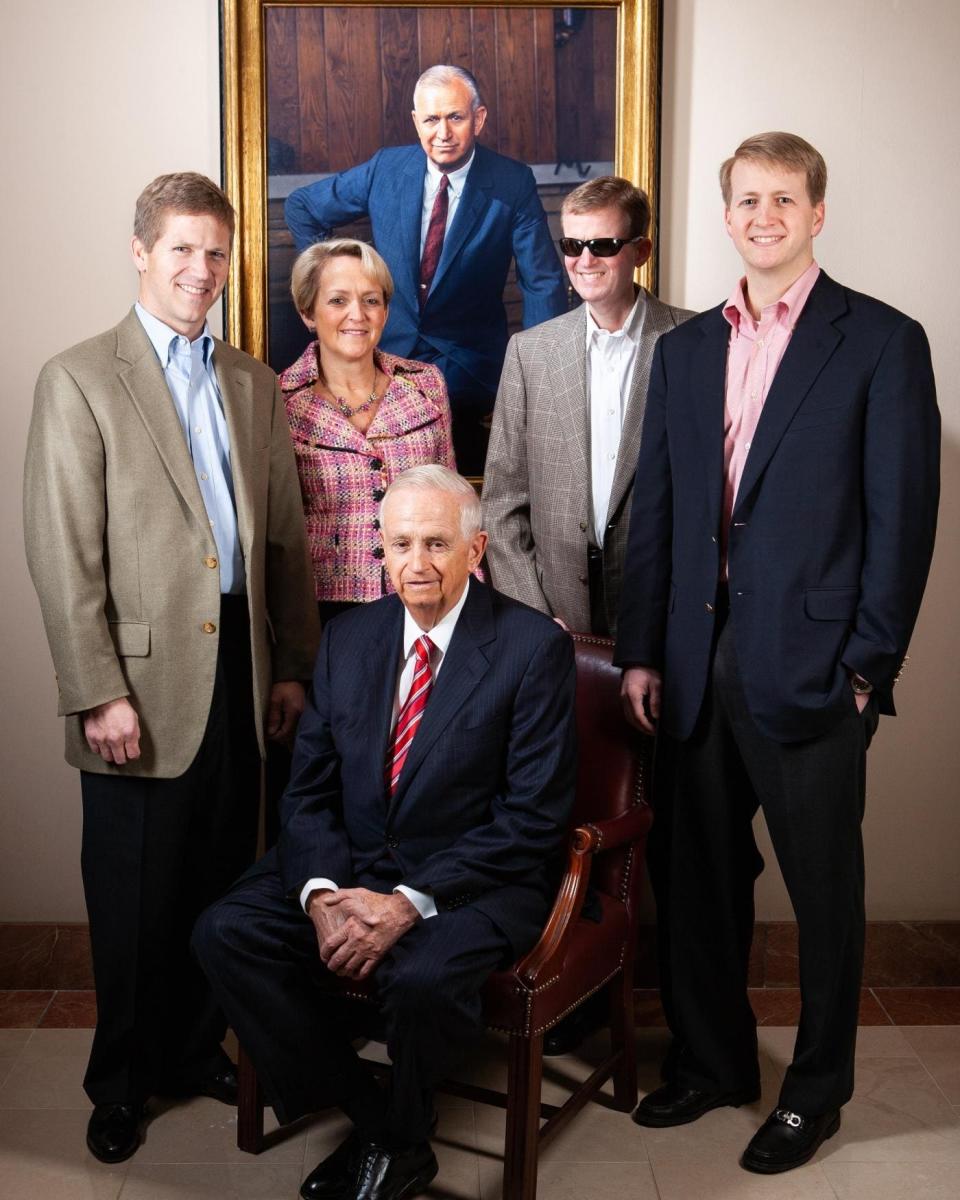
[193,1065,239,1105]
[353,1140,438,1200]
[301,1129,366,1200]
[86,1103,144,1163]
[632,1081,761,1127]
[741,1107,841,1173]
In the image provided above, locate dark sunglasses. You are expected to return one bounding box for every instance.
[558,236,641,258]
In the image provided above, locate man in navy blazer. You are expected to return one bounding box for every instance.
[194,465,576,1200]
[615,134,939,1174]
[285,64,568,473]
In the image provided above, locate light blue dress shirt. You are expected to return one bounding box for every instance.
[135,304,244,594]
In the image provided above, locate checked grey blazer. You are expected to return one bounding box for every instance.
[483,292,693,635]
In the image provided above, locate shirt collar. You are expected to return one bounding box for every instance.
[584,287,645,350]
[722,261,821,334]
[402,576,471,662]
[135,302,214,368]
[425,151,475,198]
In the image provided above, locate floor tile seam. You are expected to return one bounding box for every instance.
[869,986,897,1024]
[911,1050,960,1111]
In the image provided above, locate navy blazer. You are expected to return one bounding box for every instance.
[285,144,568,397]
[615,271,940,743]
[277,580,577,956]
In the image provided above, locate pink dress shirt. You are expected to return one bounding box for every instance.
[721,262,821,566]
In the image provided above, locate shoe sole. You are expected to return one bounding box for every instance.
[740,1112,841,1174]
[85,1133,141,1164]
[632,1090,761,1128]
[392,1160,439,1200]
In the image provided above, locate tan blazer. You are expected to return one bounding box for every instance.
[23,309,319,778]
[483,292,693,635]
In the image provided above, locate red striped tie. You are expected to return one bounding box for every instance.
[386,635,434,796]
[419,174,449,310]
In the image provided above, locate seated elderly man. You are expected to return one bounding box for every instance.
[193,465,576,1200]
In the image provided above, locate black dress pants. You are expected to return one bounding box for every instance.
[192,861,511,1147]
[651,616,879,1115]
[79,595,261,1105]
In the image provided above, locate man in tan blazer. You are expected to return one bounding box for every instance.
[23,173,319,1164]
[483,176,693,638]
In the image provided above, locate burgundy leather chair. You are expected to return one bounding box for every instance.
[237,634,652,1200]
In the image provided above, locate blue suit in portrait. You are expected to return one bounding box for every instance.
[194,578,576,1142]
[285,144,568,471]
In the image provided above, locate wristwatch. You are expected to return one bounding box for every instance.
[850,673,873,695]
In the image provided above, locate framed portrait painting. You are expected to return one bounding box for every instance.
[221,0,661,471]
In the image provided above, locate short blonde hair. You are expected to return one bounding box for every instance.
[720,132,827,207]
[561,175,652,240]
[133,172,235,250]
[290,238,394,316]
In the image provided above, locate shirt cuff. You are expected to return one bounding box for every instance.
[300,878,338,913]
[394,885,437,920]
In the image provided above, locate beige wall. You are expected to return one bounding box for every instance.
[0,1,222,920]
[661,0,960,919]
[1,1,957,921]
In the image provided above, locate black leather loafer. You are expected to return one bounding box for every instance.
[301,1128,366,1200]
[86,1102,144,1163]
[741,1107,840,1173]
[193,1065,239,1105]
[632,1081,761,1127]
[353,1140,438,1200]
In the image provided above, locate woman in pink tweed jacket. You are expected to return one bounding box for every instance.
[280,239,456,622]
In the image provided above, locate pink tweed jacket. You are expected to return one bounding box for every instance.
[280,344,457,602]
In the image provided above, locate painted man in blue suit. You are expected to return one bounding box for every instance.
[194,465,576,1200]
[615,133,939,1174]
[285,65,568,473]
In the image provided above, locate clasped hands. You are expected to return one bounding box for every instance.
[307,887,419,980]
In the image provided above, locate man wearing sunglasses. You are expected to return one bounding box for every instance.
[484,175,692,643]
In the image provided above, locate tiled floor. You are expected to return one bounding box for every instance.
[1,992,960,1199]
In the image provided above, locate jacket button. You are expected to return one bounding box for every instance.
[372,488,385,501]
[202,621,217,634]
[579,520,587,532]
[204,556,218,569]
[705,603,714,613]
[387,836,399,848]
[370,458,383,471]
[578,574,587,584]
[372,545,385,559]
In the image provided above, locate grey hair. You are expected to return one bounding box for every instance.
[380,465,482,538]
[413,64,483,112]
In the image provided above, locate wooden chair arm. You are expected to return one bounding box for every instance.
[511,803,651,988]
[576,803,652,855]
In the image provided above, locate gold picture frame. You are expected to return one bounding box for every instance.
[221,0,662,363]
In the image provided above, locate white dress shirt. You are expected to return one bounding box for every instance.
[300,579,473,919]
[419,153,475,257]
[586,292,646,546]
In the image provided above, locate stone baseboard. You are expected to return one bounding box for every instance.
[2,920,959,991]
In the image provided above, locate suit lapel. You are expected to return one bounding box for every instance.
[430,149,490,296]
[691,308,730,536]
[387,582,494,822]
[606,292,675,523]
[215,341,256,561]
[733,274,845,516]
[116,311,210,533]
[398,151,427,303]
[550,307,590,500]
[366,600,406,802]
